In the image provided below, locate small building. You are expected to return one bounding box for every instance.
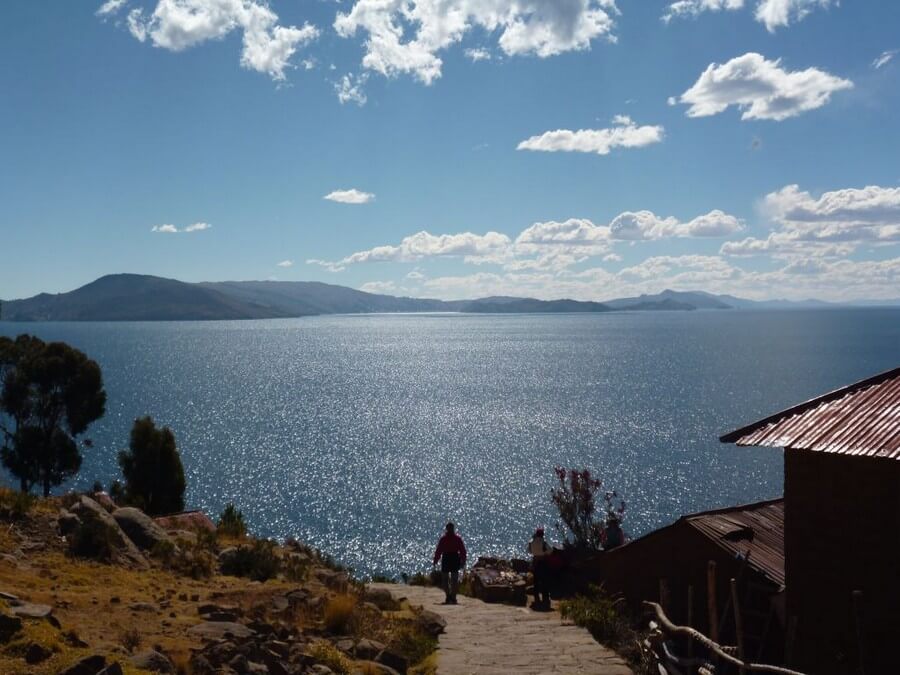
[721,366,900,675]
[577,499,786,662]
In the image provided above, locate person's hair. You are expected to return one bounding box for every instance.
[446,522,455,533]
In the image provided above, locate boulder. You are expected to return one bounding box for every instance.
[355,638,386,660]
[130,649,175,673]
[353,662,401,675]
[197,603,242,617]
[58,654,107,675]
[376,648,409,674]
[112,507,174,552]
[25,642,53,664]
[98,665,124,675]
[364,587,398,611]
[69,496,148,569]
[187,621,255,641]
[128,602,158,613]
[58,509,82,536]
[10,601,54,619]
[416,609,447,637]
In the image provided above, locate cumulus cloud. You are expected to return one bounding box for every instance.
[517,115,663,155]
[151,222,212,233]
[674,52,852,121]
[335,73,368,105]
[465,48,492,62]
[334,0,618,85]
[97,0,128,17]
[720,184,900,258]
[873,50,897,70]
[276,260,294,267]
[610,209,743,239]
[122,0,319,81]
[324,188,375,204]
[662,0,833,32]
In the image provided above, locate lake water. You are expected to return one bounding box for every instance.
[2,309,899,576]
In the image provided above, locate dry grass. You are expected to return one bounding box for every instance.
[323,593,357,634]
[307,640,352,674]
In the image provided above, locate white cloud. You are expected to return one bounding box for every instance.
[334,0,618,85]
[335,73,368,105]
[276,260,294,267]
[360,280,406,294]
[324,188,375,204]
[674,52,852,121]
[465,47,492,62]
[610,209,743,239]
[97,0,128,17]
[151,222,212,233]
[721,184,900,258]
[123,0,319,81]
[517,115,664,155]
[151,224,179,233]
[184,221,212,232]
[873,50,897,70]
[662,0,833,32]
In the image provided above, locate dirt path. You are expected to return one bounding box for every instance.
[371,583,633,675]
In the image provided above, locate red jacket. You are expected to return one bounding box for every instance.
[433,532,467,566]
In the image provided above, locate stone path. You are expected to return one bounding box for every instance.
[370,584,633,675]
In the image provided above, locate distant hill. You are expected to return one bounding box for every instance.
[0,274,881,322]
[1,274,288,321]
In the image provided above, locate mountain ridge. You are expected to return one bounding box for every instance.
[0,274,895,321]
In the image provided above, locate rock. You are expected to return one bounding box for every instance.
[58,654,107,675]
[417,609,447,636]
[11,601,54,619]
[198,603,242,617]
[113,507,175,552]
[98,665,124,675]
[376,648,408,674]
[314,569,349,591]
[353,662,401,675]
[246,662,268,674]
[270,595,289,612]
[63,629,89,647]
[310,665,335,674]
[355,638,386,660]
[334,638,355,654]
[91,491,117,511]
[59,509,82,535]
[217,547,238,565]
[153,510,216,533]
[364,588,398,611]
[25,642,53,664]
[128,602,158,613]
[69,496,148,569]
[0,591,18,602]
[130,649,175,673]
[0,613,23,642]
[187,621,255,641]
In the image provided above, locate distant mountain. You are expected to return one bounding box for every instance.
[605,289,731,311]
[1,275,886,322]
[1,274,288,321]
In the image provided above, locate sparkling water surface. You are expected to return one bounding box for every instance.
[2,309,899,576]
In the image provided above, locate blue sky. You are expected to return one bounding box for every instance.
[1,0,899,301]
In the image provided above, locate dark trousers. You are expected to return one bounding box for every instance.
[533,559,550,605]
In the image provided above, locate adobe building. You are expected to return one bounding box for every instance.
[720,366,900,675]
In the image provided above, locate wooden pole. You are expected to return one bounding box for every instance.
[731,578,746,675]
[707,561,719,643]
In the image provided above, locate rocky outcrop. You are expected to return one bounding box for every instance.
[112,507,174,551]
[130,649,175,673]
[68,496,148,569]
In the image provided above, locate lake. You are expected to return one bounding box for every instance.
[2,309,899,576]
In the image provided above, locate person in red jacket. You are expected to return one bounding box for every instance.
[432,522,467,604]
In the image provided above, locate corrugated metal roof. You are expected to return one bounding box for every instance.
[720,366,900,460]
[685,499,785,589]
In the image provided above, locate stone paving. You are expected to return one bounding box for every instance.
[370,583,633,675]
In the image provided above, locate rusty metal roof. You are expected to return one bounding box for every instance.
[685,499,785,589]
[720,366,900,460]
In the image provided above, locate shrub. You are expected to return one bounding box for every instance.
[307,641,351,675]
[283,554,310,582]
[559,585,631,646]
[551,467,606,550]
[0,488,36,519]
[390,624,438,666]
[217,502,246,538]
[323,594,357,634]
[119,627,142,652]
[118,416,185,516]
[68,518,117,562]
[220,539,281,581]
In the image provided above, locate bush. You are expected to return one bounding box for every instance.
[323,594,357,634]
[119,627,141,653]
[283,554,310,582]
[307,641,352,674]
[390,624,438,666]
[217,502,246,538]
[68,518,117,562]
[118,416,185,516]
[559,585,631,646]
[551,467,606,550]
[0,488,36,519]
[220,539,281,581]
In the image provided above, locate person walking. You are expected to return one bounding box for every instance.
[432,522,467,604]
[528,527,552,610]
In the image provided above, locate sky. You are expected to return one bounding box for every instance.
[1,0,899,302]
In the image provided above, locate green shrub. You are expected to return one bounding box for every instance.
[220,539,281,581]
[559,585,631,647]
[217,502,246,538]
